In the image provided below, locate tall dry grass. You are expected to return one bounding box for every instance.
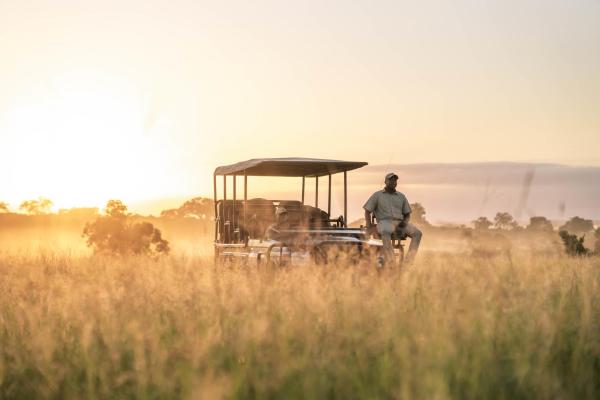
[1,250,599,399]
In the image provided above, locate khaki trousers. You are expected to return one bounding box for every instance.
[377,220,422,265]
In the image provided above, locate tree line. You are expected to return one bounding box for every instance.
[0,197,54,215]
[2,197,598,257]
[472,213,595,234]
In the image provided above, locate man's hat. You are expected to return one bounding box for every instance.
[275,206,288,216]
[385,172,398,181]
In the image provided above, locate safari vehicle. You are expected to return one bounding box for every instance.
[213,158,404,266]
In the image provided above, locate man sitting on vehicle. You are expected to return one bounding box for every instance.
[364,172,422,266]
[266,206,293,242]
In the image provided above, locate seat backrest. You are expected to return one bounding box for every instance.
[216,198,338,241]
[216,200,243,243]
[217,198,279,242]
[245,198,276,239]
[302,205,330,228]
[278,200,304,227]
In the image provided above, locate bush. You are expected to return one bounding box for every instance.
[83,200,169,256]
[558,230,589,256]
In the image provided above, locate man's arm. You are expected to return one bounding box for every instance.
[363,193,377,229]
[365,210,373,228]
[265,224,280,241]
[364,209,378,235]
[401,212,411,227]
[401,195,412,227]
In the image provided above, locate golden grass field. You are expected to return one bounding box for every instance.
[1,234,599,399]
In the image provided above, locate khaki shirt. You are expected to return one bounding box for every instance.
[363,190,411,221]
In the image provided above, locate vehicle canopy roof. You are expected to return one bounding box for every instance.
[214,157,368,177]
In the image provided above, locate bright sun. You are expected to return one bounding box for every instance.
[2,68,179,211]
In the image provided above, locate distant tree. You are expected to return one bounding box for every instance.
[559,230,589,256]
[472,217,493,230]
[83,200,169,256]
[494,212,518,230]
[526,216,553,232]
[595,228,600,255]
[178,197,213,218]
[160,197,213,219]
[0,202,9,213]
[160,208,180,218]
[19,197,53,215]
[409,203,429,226]
[104,199,128,218]
[559,216,594,235]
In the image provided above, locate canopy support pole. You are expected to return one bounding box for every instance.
[232,174,236,242]
[327,174,331,216]
[315,176,319,207]
[213,174,217,242]
[243,171,247,241]
[223,175,228,240]
[343,171,347,227]
[301,176,305,204]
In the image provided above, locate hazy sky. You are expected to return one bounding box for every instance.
[1,0,599,212]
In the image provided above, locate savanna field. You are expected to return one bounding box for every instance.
[1,233,599,399]
[3,0,600,398]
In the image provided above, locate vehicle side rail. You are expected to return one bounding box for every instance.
[265,240,286,266]
[214,243,247,248]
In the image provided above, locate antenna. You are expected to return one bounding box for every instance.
[384,153,393,175]
[515,168,535,219]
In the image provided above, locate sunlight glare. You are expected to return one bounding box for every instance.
[3,68,178,210]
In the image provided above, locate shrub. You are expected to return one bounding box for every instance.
[83,200,169,256]
[558,230,589,256]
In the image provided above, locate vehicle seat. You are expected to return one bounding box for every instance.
[216,199,244,242]
[245,198,276,239]
[278,200,304,227]
[302,205,329,228]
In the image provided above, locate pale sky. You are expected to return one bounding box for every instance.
[1,0,599,214]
